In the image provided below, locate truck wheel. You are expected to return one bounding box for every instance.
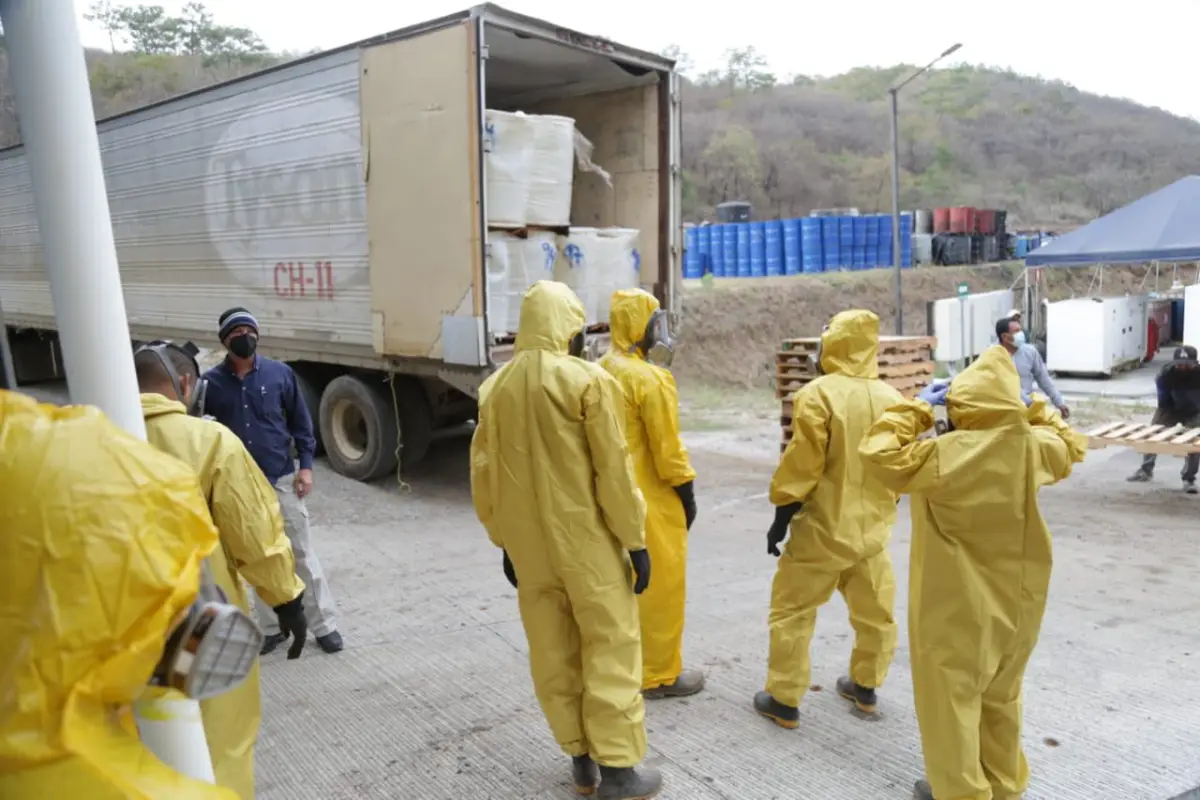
[320,375,399,481]
[294,371,325,456]
[384,376,434,471]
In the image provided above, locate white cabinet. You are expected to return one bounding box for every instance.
[931,289,1014,362]
[1185,284,1200,348]
[1046,295,1148,376]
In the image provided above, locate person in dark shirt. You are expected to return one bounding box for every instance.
[204,307,345,653]
[1127,345,1200,494]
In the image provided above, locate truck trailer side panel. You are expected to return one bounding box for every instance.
[0,48,374,358]
[361,20,485,365]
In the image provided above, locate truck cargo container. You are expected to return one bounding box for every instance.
[0,4,683,481]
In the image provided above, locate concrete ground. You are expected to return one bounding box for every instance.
[252,416,1198,800]
[15,381,1200,798]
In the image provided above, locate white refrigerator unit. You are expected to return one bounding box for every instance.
[1185,284,1200,348]
[1046,296,1148,376]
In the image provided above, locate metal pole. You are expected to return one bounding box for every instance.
[0,298,17,390]
[0,0,216,783]
[889,88,903,335]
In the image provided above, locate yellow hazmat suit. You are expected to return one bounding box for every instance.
[600,288,697,691]
[470,280,650,767]
[141,392,305,799]
[0,390,236,800]
[859,345,1087,800]
[765,309,902,708]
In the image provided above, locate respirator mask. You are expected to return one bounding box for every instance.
[134,340,210,417]
[638,309,678,368]
[809,324,831,376]
[149,562,264,700]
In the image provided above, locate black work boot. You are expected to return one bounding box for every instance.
[317,631,344,653]
[1127,468,1153,483]
[913,778,935,800]
[1184,480,1198,495]
[572,755,599,795]
[752,691,799,729]
[836,676,879,715]
[596,764,663,799]
[259,632,288,655]
[644,668,706,699]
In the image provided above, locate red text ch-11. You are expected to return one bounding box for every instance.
[274,261,334,299]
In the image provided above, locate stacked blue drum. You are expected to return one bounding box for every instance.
[682,212,915,279]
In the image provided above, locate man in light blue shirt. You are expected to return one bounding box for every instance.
[997,316,1070,419]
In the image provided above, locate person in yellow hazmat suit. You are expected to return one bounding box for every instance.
[0,389,238,800]
[753,309,903,729]
[470,280,662,800]
[132,341,308,800]
[600,288,703,700]
[858,345,1087,800]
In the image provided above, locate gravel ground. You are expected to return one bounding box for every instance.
[247,415,1200,800]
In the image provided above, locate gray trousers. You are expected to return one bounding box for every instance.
[1141,408,1200,482]
[255,474,339,638]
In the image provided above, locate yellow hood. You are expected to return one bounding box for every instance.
[609,288,659,355]
[819,309,880,378]
[514,280,587,355]
[947,344,1027,430]
[141,391,188,419]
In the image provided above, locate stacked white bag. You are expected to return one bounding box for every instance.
[486,231,559,336]
[555,228,641,327]
[484,110,576,228]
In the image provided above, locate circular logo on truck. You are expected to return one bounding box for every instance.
[203,92,369,299]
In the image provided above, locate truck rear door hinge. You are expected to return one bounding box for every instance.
[480,44,490,60]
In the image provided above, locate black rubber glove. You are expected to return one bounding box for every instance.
[502,550,518,589]
[767,502,804,557]
[273,592,307,660]
[628,549,651,594]
[673,480,697,530]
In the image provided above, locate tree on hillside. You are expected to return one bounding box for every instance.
[84,0,124,53]
[97,2,268,65]
[720,47,776,94]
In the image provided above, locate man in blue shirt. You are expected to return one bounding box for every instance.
[204,307,345,654]
[1128,345,1200,494]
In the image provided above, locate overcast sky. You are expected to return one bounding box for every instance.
[74,0,1200,122]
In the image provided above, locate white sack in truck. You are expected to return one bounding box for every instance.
[484,110,575,228]
[555,228,641,327]
[486,231,559,336]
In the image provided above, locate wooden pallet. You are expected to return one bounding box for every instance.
[1085,421,1200,456]
[776,334,937,453]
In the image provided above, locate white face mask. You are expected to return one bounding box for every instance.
[1011,331,1026,346]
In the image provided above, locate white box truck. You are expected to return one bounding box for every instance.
[0,4,683,481]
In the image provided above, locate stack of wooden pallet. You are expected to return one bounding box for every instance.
[776,335,936,453]
[1085,421,1200,455]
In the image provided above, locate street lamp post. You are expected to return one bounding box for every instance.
[890,42,962,335]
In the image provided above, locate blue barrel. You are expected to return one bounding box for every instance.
[800,218,822,273]
[694,225,713,276]
[865,246,880,268]
[839,217,854,268]
[853,217,868,248]
[736,223,752,277]
[821,217,840,272]
[782,219,802,275]
[749,221,767,277]
[720,224,738,277]
[683,227,702,278]
[765,220,785,276]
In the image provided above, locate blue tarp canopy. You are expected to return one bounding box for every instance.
[1025,176,1200,266]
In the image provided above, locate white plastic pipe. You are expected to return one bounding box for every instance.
[0,0,215,784]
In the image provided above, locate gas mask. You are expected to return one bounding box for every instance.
[637,309,677,368]
[149,562,264,700]
[809,324,831,376]
[134,340,209,417]
[568,327,587,359]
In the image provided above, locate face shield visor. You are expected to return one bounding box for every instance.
[639,309,677,368]
[149,562,264,700]
[134,340,209,416]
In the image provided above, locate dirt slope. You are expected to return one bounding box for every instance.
[673,263,1160,390]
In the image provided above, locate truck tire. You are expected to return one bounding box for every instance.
[385,375,434,471]
[294,370,325,456]
[320,375,399,481]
